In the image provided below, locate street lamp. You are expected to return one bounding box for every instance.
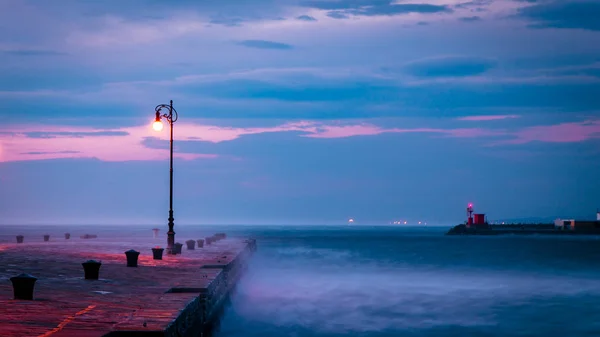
[153,100,179,255]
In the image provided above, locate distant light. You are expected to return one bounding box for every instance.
[348,218,354,223]
[404,221,407,224]
[418,221,421,225]
[153,120,164,131]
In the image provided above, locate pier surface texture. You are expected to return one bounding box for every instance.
[0,235,256,337]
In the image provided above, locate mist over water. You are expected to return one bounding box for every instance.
[214,226,600,337]
[3,225,600,336]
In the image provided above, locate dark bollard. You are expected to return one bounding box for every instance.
[205,237,212,245]
[16,235,24,244]
[43,234,50,242]
[186,240,195,250]
[10,273,37,300]
[215,233,226,240]
[152,247,164,260]
[125,249,140,267]
[197,239,204,248]
[173,242,183,254]
[82,260,102,280]
[65,233,71,240]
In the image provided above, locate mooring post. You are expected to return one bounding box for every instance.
[10,273,38,300]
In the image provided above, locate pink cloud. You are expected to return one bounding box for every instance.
[0,124,212,163]
[457,115,520,121]
[2,119,598,163]
[500,120,600,145]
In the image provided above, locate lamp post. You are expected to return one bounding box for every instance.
[152,100,179,255]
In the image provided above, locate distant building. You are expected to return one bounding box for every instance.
[554,218,600,232]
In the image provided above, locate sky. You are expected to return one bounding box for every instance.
[0,0,599,225]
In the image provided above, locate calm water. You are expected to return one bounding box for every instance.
[2,225,600,336]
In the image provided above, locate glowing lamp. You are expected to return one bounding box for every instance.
[153,120,163,131]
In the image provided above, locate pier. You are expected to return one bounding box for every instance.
[0,234,256,337]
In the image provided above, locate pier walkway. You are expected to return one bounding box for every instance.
[0,235,255,337]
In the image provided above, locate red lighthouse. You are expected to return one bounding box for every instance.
[466,203,488,229]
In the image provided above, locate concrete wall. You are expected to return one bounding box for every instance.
[164,240,256,337]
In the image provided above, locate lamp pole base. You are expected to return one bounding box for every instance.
[167,231,175,255]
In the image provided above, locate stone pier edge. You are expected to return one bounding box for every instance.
[141,238,257,337]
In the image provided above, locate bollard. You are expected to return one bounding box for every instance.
[185,240,195,250]
[82,260,102,280]
[16,235,24,244]
[215,233,226,240]
[125,249,140,267]
[173,242,183,254]
[65,233,71,240]
[205,237,212,245]
[43,234,50,242]
[10,273,37,300]
[197,239,204,248]
[152,247,164,260]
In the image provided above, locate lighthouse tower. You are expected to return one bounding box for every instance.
[467,203,474,228]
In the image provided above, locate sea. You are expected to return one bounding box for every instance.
[2,224,600,336]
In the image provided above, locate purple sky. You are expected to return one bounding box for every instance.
[1,0,599,225]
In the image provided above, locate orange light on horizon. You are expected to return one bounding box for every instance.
[153,120,164,131]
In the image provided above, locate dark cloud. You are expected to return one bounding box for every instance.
[301,0,452,17]
[352,4,452,16]
[459,16,482,22]
[173,73,600,119]
[518,0,600,31]
[327,11,350,19]
[237,40,293,50]
[404,56,496,78]
[2,49,66,56]
[300,0,391,10]
[24,131,129,138]
[208,17,245,26]
[455,0,493,9]
[297,15,317,21]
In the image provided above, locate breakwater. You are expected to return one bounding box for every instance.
[0,233,256,337]
[446,223,600,235]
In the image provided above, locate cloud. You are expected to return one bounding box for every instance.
[455,0,494,9]
[237,40,294,50]
[301,0,452,17]
[1,49,66,56]
[457,115,521,121]
[8,117,600,163]
[20,150,81,155]
[0,120,496,162]
[349,4,452,16]
[498,120,600,144]
[297,15,317,21]
[0,124,211,162]
[24,131,129,138]
[459,16,482,22]
[403,56,497,78]
[518,1,600,31]
[326,11,351,19]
